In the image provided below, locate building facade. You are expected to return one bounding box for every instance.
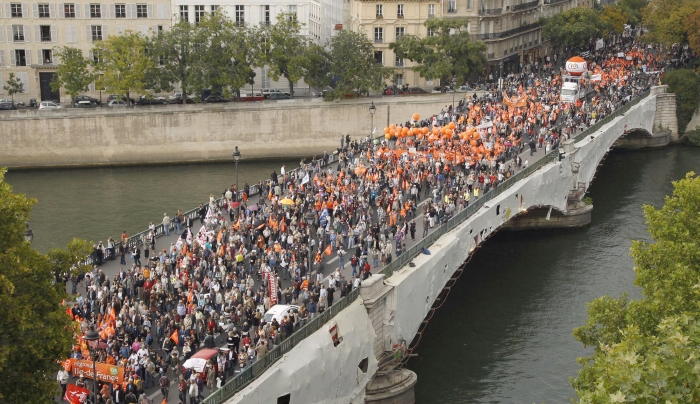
[0,1,172,102]
[349,0,593,88]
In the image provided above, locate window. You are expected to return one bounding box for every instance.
[374,51,383,64]
[395,54,403,67]
[179,5,188,22]
[158,25,163,31]
[64,4,75,18]
[39,4,50,17]
[374,27,383,43]
[394,73,403,85]
[211,5,219,14]
[448,0,456,12]
[467,0,472,8]
[263,5,270,25]
[11,3,23,17]
[137,4,148,18]
[427,27,435,37]
[40,25,51,41]
[234,5,244,25]
[287,5,296,20]
[395,27,404,39]
[115,4,126,18]
[397,4,404,18]
[428,4,435,17]
[15,49,26,66]
[91,25,102,40]
[376,4,383,17]
[90,4,101,18]
[12,25,24,42]
[194,5,204,23]
[42,49,52,64]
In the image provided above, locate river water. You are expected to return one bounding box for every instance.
[5,147,700,402]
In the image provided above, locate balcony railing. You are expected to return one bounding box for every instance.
[395,61,404,67]
[543,0,567,4]
[374,38,383,43]
[472,22,540,40]
[479,7,502,15]
[41,36,52,42]
[512,0,540,11]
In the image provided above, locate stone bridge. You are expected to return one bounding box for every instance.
[218,86,677,404]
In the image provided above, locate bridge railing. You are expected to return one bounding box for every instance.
[573,89,650,143]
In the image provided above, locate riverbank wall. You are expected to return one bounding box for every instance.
[0,94,457,169]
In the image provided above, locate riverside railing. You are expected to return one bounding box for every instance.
[108,89,654,402]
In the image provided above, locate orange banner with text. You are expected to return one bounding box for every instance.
[69,359,124,385]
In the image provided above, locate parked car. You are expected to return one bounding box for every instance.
[107,100,127,107]
[383,86,405,95]
[75,100,96,108]
[237,92,264,102]
[168,96,195,104]
[262,88,290,98]
[268,93,290,100]
[407,87,428,94]
[39,101,63,110]
[455,85,475,93]
[136,96,168,105]
[73,95,101,106]
[0,101,17,110]
[107,94,135,105]
[263,304,300,325]
[168,91,194,101]
[203,95,229,103]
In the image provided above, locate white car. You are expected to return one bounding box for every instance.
[262,88,290,98]
[168,92,193,101]
[38,101,63,110]
[263,304,299,325]
[456,85,475,93]
[107,100,127,107]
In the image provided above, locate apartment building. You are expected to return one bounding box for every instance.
[0,1,172,102]
[349,0,593,87]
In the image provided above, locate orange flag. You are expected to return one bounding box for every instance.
[170,330,179,345]
[324,244,332,256]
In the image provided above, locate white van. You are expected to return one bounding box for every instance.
[560,82,580,103]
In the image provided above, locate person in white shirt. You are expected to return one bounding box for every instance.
[57,368,69,398]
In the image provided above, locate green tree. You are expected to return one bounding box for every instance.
[600,5,627,36]
[47,238,93,281]
[92,31,155,106]
[263,13,308,98]
[617,0,648,26]
[662,69,700,134]
[0,168,89,403]
[390,18,486,86]
[195,13,263,99]
[686,10,700,56]
[148,21,201,100]
[51,47,95,105]
[3,73,24,102]
[325,30,392,100]
[571,172,700,402]
[303,43,332,90]
[541,7,607,50]
[642,0,700,47]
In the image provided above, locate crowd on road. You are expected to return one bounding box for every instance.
[62,32,682,404]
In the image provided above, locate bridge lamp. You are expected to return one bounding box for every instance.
[24,222,33,243]
[232,146,242,217]
[369,102,376,138]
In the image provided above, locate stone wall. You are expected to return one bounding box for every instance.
[0,94,456,168]
[651,86,678,139]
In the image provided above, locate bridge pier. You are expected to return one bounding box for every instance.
[501,201,593,231]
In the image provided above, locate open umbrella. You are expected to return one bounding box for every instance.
[247,205,260,212]
[230,201,240,208]
[279,198,295,206]
[253,219,266,230]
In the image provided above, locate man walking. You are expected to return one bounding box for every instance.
[57,367,69,399]
[162,213,171,236]
[159,372,170,399]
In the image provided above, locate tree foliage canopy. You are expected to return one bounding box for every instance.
[0,168,89,404]
[51,47,94,103]
[262,13,308,97]
[572,173,700,402]
[541,7,608,49]
[662,69,700,134]
[641,0,700,47]
[390,18,486,85]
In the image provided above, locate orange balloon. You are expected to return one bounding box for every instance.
[422,127,429,134]
[390,124,396,130]
[402,127,408,134]
[384,127,389,133]
[385,133,391,140]
[413,113,420,121]
[448,122,455,129]
[407,128,414,136]
[473,133,480,140]
[432,127,438,135]
[416,133,424,140]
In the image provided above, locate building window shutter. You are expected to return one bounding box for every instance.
[116,25,124,35]
[23,25,30,42]
[102,24,107,37]
[100,4,105,18]
[84,4,89,18]
[10,50,16,66]
[37,49,42,64]
[0,26,4,42]
[22,3,29,18]
[18,72,28,92]
[34,24,40,42]
[147,4,152,18]
[24,51,30,66]
[51,25,57,42]
[156,4,165,18]
[0,51,5,67]
[88,49,93,60]
[32,2,39,18]
[86,24,91,42]
[49,3,55,18]
[5,3,11,18]
[0,74,3,92]
[109,3,115,18]
[58,3,64,18]
[127,4,134,19]
[74,3,80,18]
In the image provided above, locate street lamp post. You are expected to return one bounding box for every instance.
[304,210,316,275]
[24,222,33,243]
[451,76,457,109]
[83,326,100,404]
[368,102,376,140]
[499,61,504,79]
[232,146,241,218]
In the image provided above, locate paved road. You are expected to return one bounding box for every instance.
[65,128,555,403]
